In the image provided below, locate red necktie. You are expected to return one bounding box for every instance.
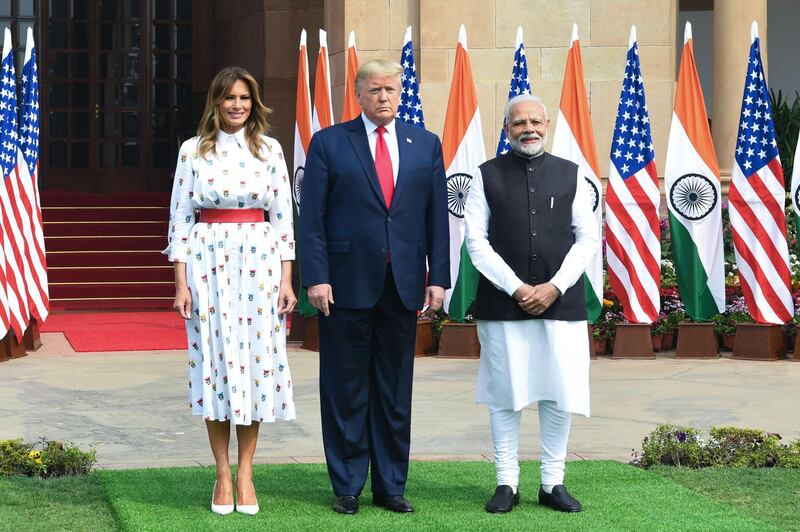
[375,126,394,207]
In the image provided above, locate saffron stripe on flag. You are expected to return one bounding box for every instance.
[440,25,485,321]
[551,24,603,323]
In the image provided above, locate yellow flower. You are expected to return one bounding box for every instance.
[603,299,614,309]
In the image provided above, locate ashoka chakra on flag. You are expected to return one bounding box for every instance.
[793,184,800,213]
[669,173,717,221]
[293,166,304,207]
[584,176,599,212]
[447,172,473,218]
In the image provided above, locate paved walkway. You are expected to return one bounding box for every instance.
[1,332,799,469]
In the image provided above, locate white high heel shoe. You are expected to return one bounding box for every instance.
[211,481,234,515]
[235,478,260,515]
[236,502,260,515]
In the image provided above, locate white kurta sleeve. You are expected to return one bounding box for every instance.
[548,168,600,295]
[464,168,525,297]
[163,140,196,263]
[266,142,296,261]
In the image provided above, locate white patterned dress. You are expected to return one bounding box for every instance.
[164,129,296,425]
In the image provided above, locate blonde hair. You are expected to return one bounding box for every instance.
[197,66,272,161]
[355,59,404,93]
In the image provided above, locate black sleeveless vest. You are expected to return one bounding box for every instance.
[473,151,587,321]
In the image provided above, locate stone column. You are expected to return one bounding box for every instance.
[712,0,767,187]
[324,0,418,121]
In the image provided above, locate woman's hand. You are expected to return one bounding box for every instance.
[172,262,192,320]
[277,280,297,316]
[173,284,193,320]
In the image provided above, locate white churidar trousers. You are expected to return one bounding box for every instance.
[490,400,571,487]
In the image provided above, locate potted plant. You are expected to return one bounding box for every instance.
[656,289,685,351]
[650,312,665,352]
[437,307,479,358]
[711,311,737,350]
[415,311,438,357]
[591,321,608,356]
[599,295,624,355]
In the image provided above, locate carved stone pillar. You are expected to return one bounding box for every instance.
[712,0,767,192]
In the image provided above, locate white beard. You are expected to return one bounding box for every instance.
[509,133,546,157]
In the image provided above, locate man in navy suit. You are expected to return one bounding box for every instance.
[300,59,449,515]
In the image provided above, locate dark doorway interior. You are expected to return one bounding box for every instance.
[41,0,203,192]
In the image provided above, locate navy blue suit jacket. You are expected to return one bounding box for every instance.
[300,117,450,311]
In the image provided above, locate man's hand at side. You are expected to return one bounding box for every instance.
[422,286,445,316]
[308,283,334,316]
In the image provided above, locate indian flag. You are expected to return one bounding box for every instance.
[442,25,486,321]
[791,130,800,245]
[341,31,360,122]
[551,23,603,323]
[293,29,316,317]
[664,21,725,320]
[312,29,334,132]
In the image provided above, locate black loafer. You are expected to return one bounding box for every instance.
[485,485,520,513]
[333,495,359,514]
[373,494,415,513]
[538,485,582,512]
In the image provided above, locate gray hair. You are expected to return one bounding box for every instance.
[504,93,548,123]
[355,59,404,93]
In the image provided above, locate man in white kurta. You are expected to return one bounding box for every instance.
[464,94,598,513]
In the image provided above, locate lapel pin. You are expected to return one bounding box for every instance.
[406,137,412,143]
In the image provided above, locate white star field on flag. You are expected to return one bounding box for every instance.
[734,40,778,176]
[0,52,18,179]
[497,43,531,156]
[19,45,38,175]
[397,38,425,129]
[610,43,654,179]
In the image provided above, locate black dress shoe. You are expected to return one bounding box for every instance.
[485,485,520,513]
[538,485,582,512]
[373,494,415,513]
[332,495,359,514]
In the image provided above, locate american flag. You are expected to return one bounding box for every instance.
[0,27,30,340]
[18,27,49,323]
[497,27,531,156]
[397,26,425,129]
[604,27,661,324]
[728,23,793,324]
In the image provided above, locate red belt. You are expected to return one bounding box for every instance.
[199,209,264,223]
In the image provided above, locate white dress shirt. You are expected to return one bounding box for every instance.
[361,114,400,184]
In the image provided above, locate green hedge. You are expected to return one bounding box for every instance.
[633,424,800,469]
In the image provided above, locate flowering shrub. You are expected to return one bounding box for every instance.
[632,424,800,469]
[633,424,706,468]
[595,294,624,340]
[660,258,677,288]
[653,288,685,335]
[709,295,753,336]
[0,438,96,478]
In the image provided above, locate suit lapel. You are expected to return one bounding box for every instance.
[391,120,413,210]
[346,119,387,209]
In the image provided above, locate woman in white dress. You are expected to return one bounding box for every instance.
[165,66,297,515]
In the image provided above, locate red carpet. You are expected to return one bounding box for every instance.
[41,311,187,352]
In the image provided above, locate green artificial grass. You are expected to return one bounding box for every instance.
[97,461,779,531]
[0,474,117,531]
[4,461,796,531]
[652,465,800,531]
